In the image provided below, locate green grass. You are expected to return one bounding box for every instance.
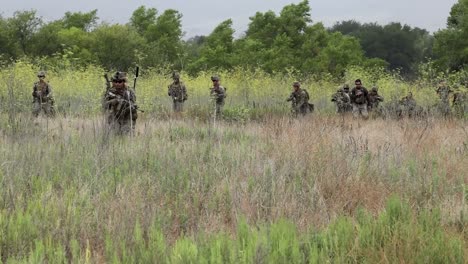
[0,114,466,263]
[0,61,466,262]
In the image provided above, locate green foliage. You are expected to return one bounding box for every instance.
[0,2,380,78]
[62,10,98,32]
[91,24,145,70]
[331,20,433,76]
[189,19,235,72]
[434,0,468,70]
[7,10,42,56]
[129,6,158,36]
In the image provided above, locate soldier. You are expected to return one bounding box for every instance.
[210,75,227,116]
[103,72,138,135]
[436,81,452,116]
[286,81,311,116]
[368,86,384,111]
[342,84,352,112]
[350,79,370,119]
[32,71,56,118]
[399,92,417,118]
[168,71,187,112]
[331,87,350,113]
[452,89,466,117]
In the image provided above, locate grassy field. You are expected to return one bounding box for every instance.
[0,113,466,263]
[0,61,467,262]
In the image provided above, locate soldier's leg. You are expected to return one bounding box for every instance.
[106,114,119,134]
[44,103,55,117]
[175,101,183,112]
[178,102,184,112]
[120,121,131,135]
[49,99,56,117]
[361,104,369,119]
[173,101,178,112]
[216,103,223,116]
[32,101,41,117]
[352,104,359,118]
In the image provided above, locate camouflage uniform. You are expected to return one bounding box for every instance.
[286,81,312,116]
[453,91,467,117]
[436,84,452,116]
[331,88,351,113]
[32,71,56,117]
[103,72,138,135]
[210,76,226,116]
[368,87,384,111]
[350,80,370,119]
[342,85,352,112]
[398,92,417,118]
[168,72,188,112]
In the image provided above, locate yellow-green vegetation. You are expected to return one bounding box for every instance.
[0,62,467,263]
[3,60,467,121]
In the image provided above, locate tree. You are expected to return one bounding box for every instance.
[144,9,184,67]
[0,15,16,60]
[434,0,468,70]
[7,10,42,55]
[129,6,158,36]
[91,24,145,70]
[62,10,98,32]
[30,21,63,57]
[189,19,235,72]
[331,21,433,76]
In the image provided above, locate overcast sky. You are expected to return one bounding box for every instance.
[1,0,458,38]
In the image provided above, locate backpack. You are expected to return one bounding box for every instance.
[303,89,310,102]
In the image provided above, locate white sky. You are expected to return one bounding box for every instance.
[1,0,458,38]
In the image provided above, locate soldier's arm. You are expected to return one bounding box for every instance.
[130,89,137,104]
[168,85,173,97]
[182,84,188,100]
[32,84,37,97]
[297,92,306,106]
[365,89,371,105]
[349,90,356,103]
[221,87,227,98]
[104,92,119,108]
[45,84,53,98]
[217,87,226,99]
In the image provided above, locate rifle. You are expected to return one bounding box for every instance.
[129,66,139,137]
[104,73,111,91]
[133,66,139,91]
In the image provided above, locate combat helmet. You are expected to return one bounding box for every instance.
[112,71,127,82]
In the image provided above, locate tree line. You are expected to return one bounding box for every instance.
[0,0,466,78]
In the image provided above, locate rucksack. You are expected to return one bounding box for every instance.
[303,89,310,101]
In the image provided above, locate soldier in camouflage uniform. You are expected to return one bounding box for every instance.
[210,75,227,116]
[436,81,452,117]
[168,72,188,112]
[398,92,417,118]
[368,86,384,111]
[331,87,350,113]
[286,81,311,116]
[452,89,467,117]
[350,79,370,119]
[32,71,56,118]
[103,72,138,135]
[342,84,352,112]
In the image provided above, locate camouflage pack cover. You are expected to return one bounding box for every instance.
[112,71,127,82]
